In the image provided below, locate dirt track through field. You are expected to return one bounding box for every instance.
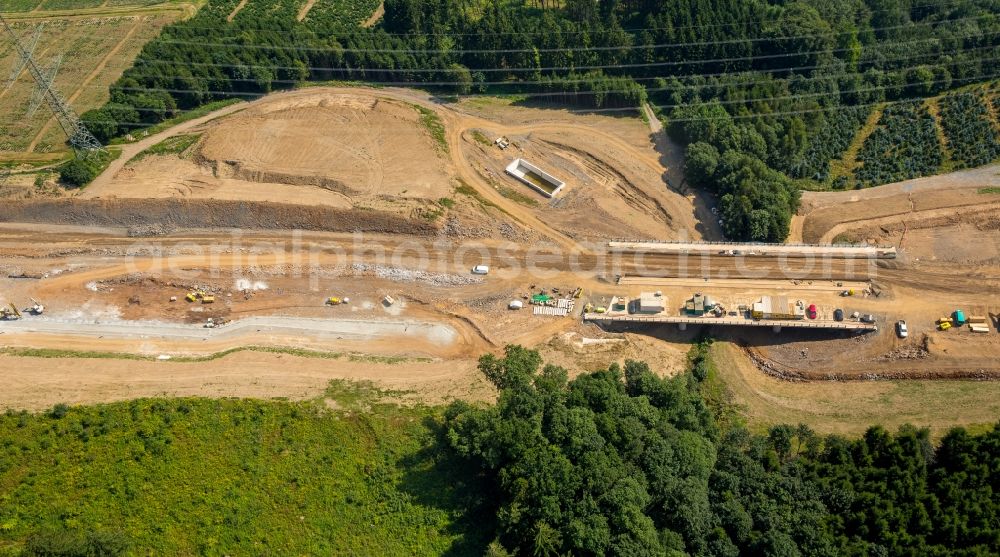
[84,87,678,254]
[226,0,248,21]
[297,0,317,21]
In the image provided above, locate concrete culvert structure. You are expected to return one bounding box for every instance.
[505,158,566,198]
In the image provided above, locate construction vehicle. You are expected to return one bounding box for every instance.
[201,295,215,304]
[25,298,43,315]
[840,289,854,297]
[572,287,583,299]
[326,296,350,306]
[185,292,197,302]
[939,321,952,331]
[1,303,22,320]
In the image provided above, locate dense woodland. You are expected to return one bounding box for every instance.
[2,344,1000,555]
[80,0,1000,240]
[444,343,1000,556]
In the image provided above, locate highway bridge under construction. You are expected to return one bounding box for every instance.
[609,240,898,259]
[583,312,878,333]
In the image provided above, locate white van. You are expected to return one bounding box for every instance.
[472,265,490,275]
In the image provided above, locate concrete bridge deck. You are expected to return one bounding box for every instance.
[609,241,897,259]
[583,313,878,332]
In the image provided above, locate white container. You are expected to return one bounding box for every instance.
[508,300,523,310]
[472,265,490,275]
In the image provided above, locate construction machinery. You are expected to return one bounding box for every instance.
[1,303,22,320]
[326,296,350,306]
[27,298,43,315]
[186,291,211,303]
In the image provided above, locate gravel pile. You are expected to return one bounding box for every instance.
[350,263,484,286]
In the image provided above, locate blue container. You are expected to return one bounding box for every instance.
[953,310,966,325]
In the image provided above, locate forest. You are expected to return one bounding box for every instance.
[77,0,1000,240]
[2,344,999,556]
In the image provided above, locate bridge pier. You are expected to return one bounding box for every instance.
[772,325,782,333]
[678,322,687,331]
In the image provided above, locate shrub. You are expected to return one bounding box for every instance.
[58,159,98,188]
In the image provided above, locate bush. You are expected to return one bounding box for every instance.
[57,160,96,188]
[684,142,720,189]
[22,529,128,557]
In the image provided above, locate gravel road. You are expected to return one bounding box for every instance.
[0,316,458,346]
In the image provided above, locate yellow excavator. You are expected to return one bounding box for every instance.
[1,303,22,320]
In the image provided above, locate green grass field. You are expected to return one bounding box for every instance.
[0,382,487,555]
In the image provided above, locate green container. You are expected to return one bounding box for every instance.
[953,310,966,325]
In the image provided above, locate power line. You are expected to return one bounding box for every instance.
[88,59,1000,110]
[168,0,976,38]
[0,14,104,156]
[121,32,999,76]
[149,14,996,57]
[64,70,1000,130]
[118,42,1000,88]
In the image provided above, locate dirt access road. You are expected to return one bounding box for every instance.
[85,87,685,254]
[87,102,248,191]
[792,164,1000,244]
[0,315,466,359]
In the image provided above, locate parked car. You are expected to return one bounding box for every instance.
[806,304,817,319]
[860,314,876,324]
[896,320,908,338]
[833,308,844,321]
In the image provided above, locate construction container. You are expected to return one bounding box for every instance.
[472,265,490,275]
[953,310,966,325]
[638,292,665,314]
[751,296,805,320]
[685,293,707,316]
[970,324,990,333]
[508,300,523,310]
[967,315,987,324]
[201,296,215,304]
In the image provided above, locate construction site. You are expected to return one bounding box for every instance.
[0,78,999,431]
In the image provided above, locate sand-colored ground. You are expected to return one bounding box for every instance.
[197,95,454,200]
[794,164,1000,244]
[712,342,1000,438]
[76,87,701,248]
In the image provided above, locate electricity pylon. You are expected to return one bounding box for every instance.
[0,14,105,157]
